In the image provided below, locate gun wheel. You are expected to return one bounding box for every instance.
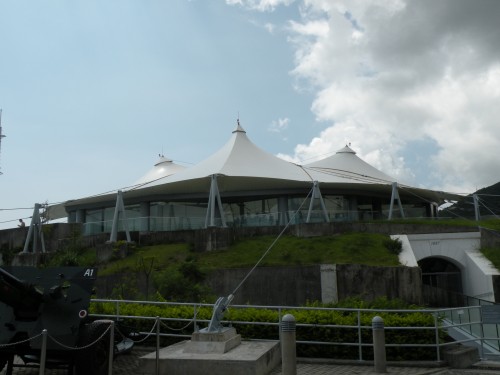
[75,320,111,375]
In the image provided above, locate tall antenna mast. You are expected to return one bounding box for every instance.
[0,109,5,175]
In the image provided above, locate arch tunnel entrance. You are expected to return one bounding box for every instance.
[418,257,464,307]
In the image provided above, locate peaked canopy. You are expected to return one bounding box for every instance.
[134,155,186,186]
[138,122,312,187]
[117,122,317,199]
[304,145,395,184]
[58,121,462,217]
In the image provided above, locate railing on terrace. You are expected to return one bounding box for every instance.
[421,285,500,355]
[439,295,500,355]
[82,208,427,235]
[89,299,500,362]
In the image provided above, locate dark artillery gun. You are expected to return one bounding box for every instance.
[0,266,119,374]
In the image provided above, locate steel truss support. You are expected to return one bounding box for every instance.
[473,193,481,221]
[23,203,46,253]
[388,182,405,220]
[205,174,227,228]
[109,190,131,243]
[306,181,329,223]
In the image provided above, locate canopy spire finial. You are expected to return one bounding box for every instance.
[233,113,246,133]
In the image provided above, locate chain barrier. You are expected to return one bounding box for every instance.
[0,331,44,348]
[0,323,115,352]
[115,320,159,344]
[46,323,113,351]
[157,304,201,331]
[160,319,194,332]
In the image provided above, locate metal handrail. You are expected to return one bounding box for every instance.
[81,206,432,235]
[88,298,500,362]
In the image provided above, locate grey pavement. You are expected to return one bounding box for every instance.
[3,347,500,374]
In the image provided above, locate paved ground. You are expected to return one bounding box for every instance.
[2,347,500,374]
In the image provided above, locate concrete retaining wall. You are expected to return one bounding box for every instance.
[334,264,422,305]
[94,263,422,305]
[480,227,500,249]
[206,265,321,305]
[0,223,83,252]
[206,264,422,306]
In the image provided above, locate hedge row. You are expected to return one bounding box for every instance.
[90,300,443,361]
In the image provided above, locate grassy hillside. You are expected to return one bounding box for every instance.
[88,232,402,301]
[97,232,400,277]
[59,221,500,301]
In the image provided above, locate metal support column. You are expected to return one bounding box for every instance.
[473,194,481,221]
[23,203,46,254]
[306,181,329,223]
[388,182,405,220]
[205,174,226,228]
[109,190,131,243]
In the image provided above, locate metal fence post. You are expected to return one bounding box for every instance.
[156,316,160,375]
[433,313,441,362]
[281,314,296,375]
[108,321,115,375]
[372,316,386,373]
[278,308,282,340]
[357,310,363,361]
[39,329,48,375]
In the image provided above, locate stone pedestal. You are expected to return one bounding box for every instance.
[139,328,280,375]
[183,327,241,354]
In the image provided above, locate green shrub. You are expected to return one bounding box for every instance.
[90,297,442,361]
[383,237,403,255]
[153,266,213,303]
[45,230,96,267]
[0,245,20,265]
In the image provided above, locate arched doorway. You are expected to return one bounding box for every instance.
[418,257,463,306]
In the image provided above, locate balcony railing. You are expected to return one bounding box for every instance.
[82,208,429,236]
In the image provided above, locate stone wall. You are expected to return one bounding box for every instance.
[205,264,422,306]
[0,223,83,252]
[334,264,423,305]
[93,263,422,305]
[480,227,500,249]
[206,265,321,305]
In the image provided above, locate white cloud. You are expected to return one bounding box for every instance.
[269,117,290,133]
[282,0,500,192]
[264,22,275,33]
[226,0,296,12]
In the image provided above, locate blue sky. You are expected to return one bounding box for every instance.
[1,0,500,228]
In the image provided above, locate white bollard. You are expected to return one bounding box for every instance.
[281,314,297,375]
[372,316,387,373]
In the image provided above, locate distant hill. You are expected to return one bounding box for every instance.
[445,181,500,218]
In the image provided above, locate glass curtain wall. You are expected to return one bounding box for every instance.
[79,193,431,236]
[150,202,207,231]
[225,198,279,227]
[84,208,104,235]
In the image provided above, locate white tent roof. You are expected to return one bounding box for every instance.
[303,145,396,184]
[134,155,186,186]
[136,122,314,190]
[59,122,463,214]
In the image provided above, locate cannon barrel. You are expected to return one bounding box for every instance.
[0,267,44,318]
